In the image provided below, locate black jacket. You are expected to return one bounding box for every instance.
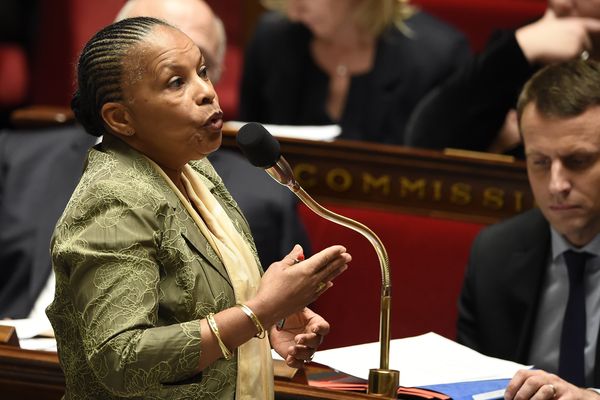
[405,31,536,154]
[458,208,600,385]
[240,11,471,145]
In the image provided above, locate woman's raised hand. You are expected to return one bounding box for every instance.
[246,244,351,329]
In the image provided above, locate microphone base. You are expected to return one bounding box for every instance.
[368,368,400,398]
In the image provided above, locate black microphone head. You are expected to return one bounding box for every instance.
[236,122,281,168]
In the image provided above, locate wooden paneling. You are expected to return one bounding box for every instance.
[221,129,531,225]
[0,345,384,400]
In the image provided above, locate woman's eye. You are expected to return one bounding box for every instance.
[198,66,209,81]
[168,76,184,88]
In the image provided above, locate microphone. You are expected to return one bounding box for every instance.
[237,122,399,398]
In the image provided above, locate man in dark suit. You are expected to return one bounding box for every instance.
[458,60,600,398]
[0,0,309,319]
[0,126,95,318]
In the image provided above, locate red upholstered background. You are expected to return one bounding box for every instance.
[300,204,484,349]
[0,44,28,107]
[414,0,546,51]
[18,0,244,120]
[1,0,546,119]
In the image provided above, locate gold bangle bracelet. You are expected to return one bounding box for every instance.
[206,313,233,360]
[236,303,266,339]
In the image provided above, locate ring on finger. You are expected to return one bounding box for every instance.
[303,353,315,364]
[316,281,327,293]
[581,50,590,61]
[547,384,556,398]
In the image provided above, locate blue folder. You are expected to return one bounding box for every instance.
[421,378,510,400]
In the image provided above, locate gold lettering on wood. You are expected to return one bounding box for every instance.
[483,187,505,210]
[363,173,390,195]
[289,163,530,214]
[432,180,443,202]
[450,183,472,205]
[514,191,524,212]
[326,168,352,192]
[294,163,317,188]
[400,177,426,199]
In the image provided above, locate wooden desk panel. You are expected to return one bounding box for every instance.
[221,130,531,224]
[0,345,383,400]
[0,345,63,400]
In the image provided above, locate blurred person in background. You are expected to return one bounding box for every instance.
[240,0,471,145]
[405,0,600,157]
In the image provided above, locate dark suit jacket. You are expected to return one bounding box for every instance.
[458,208,600,385]
[0,126,309,318]
[240,11,471,145]
[0,126,96,318]
[405,31,535,155]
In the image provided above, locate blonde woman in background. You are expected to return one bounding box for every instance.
[240,0,471,145]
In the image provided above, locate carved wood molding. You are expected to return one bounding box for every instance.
[221,129,532,224]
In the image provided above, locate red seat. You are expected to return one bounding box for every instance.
[413,0,546,51]
[29,0,242,120]
[0,44,28,107]
[301,203,484,348]
[213,45,243,121]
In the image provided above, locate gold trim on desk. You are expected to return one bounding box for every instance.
[221,129,532,224]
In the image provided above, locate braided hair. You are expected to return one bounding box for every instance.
[72,16,172,136]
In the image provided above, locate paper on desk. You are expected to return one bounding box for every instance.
[0,317,54,339]
[19,338,57,352]
[313,332,530,387]
[224,121,341,141]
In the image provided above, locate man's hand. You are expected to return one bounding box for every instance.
[516,9,600,65]
[504,369,600,399]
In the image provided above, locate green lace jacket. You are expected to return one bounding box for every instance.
[47,135,261,399]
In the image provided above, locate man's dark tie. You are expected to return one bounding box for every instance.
[559,250,590,387]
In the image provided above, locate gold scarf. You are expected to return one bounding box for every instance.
[148,159,273,399]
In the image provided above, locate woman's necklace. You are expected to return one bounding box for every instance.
[335,64,348,78]
[311,36,374,120]
[312,38,374,79]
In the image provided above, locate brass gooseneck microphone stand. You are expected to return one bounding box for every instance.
[265,156,400,398]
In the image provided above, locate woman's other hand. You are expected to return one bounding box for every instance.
[270,307,328,368]
[246,244,351,329]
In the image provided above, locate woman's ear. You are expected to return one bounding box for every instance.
[101,102,135,137]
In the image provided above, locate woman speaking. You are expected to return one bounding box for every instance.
[47,16,351,399]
